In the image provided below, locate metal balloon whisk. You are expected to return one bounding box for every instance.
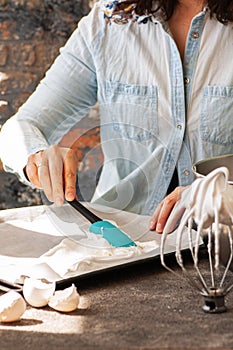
[160,167,233,313]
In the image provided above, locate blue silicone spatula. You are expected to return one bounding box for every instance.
[67,199,136,248]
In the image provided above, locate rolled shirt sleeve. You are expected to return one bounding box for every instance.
[0,3,100,184]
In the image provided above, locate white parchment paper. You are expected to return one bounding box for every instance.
[0,203,191,284]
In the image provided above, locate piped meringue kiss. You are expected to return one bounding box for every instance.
[48,284,80,312]
[0,291,26,322]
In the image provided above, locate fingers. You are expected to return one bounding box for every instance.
[38,162,54,201]
[63,148,77,202]
[44,146,64,205]
[149,186,185,233]
[26,151,44,188]
[26,146,77,206]
[149,200,163,231]
[163,201,185,234]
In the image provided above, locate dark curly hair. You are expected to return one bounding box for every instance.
[115,0,233,23]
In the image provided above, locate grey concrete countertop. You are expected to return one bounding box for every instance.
[0,249,233,350]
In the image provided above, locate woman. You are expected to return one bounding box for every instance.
[0,0,233,233]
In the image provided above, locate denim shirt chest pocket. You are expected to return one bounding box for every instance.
[105,80,158,142]
[200,86,233,146]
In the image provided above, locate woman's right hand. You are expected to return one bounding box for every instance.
[25,145,77,206]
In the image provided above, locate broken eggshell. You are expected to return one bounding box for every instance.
[48,284,80,312]
[0,291,26,323]
[23,277,55,307]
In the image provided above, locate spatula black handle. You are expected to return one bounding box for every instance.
[67,199,103,224]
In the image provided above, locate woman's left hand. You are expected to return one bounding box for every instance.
[149,186,186,233]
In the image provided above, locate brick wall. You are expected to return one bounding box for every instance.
[0,0,103,195]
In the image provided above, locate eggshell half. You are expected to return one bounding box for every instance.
[23,278,55,307]
[48,284,80,312]
[0,291,26,322]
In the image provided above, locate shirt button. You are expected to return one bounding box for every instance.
[177,124,182,130]
[184,77,190,85]
[191,32,199,39]
[183,169,190,176]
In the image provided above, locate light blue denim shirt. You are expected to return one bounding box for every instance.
[0,1,233,215]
